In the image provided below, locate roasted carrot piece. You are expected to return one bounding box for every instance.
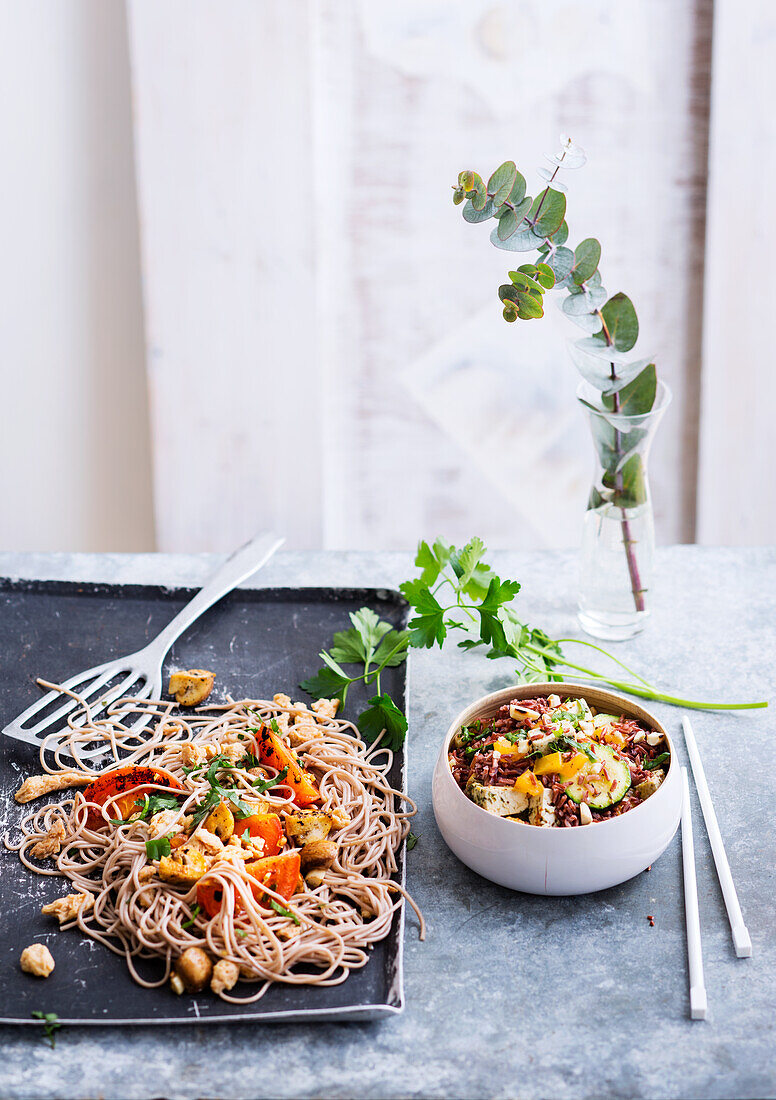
[255,725,320,807]
[196,851,301,919]
[84,766,182,830]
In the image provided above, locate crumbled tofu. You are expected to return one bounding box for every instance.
[637,769,665,800]
[284,809,333,844]
[204,740,243,765]
[528,731,555,753]
[20,943,55,977]
[465,776,530,817]
[272,693,292,709]
[148,810,180,839]
[220,838,253,866]
[329,806,351,829]
[41,891,94,924]
[528,787,557,828]
[288,719,322,747]
[29,819,66,859]
[578,802,593,826]
[157,846,208,886]
[181,742,206,767]
[137,865,156,884]
[15,771,91,804]
[646,731,663,747]
[189,826,224,856]
[311,697,339,721]
[211,959,240,996]
[168,669,216,707]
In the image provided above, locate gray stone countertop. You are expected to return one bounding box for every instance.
[1,547,774,1100]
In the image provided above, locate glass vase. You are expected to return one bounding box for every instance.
[577,379,672,641]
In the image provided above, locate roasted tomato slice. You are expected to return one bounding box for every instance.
[235,813,284,857]
[84,766,183,830]
[196,851,301,920]
[255,725,320,807]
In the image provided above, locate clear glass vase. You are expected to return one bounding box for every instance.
[577,379,672,641]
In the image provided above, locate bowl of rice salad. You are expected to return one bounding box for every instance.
[432,682,681,895]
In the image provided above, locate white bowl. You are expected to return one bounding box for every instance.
[432,682,681,895]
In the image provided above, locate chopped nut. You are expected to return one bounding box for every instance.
[29,819,66,859]
[174,947,213,992]
[211,959,240,995]
[41,891,94,925]
[169,971,184,995]
[15,772,91,804]
[20,943,55,977]
[168,669,216,707]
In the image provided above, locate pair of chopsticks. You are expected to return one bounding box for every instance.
[680,715,752,1021]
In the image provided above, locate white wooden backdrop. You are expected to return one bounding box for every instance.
[125,0,764,554]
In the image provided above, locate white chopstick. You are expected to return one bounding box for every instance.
[681,767,708,1020]
[682,715,753,958]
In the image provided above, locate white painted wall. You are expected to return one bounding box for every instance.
[0,0,154,552]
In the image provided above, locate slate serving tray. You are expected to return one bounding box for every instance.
[0,578,409,1025]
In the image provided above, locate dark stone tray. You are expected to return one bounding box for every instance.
[0,578,409,1025]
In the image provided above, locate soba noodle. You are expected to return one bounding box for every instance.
[6,686,423,1003]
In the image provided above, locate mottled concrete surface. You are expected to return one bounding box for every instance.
[1,547,774,1100]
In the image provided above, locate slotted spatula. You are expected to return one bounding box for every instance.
[3,532,284,761]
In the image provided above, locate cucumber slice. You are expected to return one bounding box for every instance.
[563,742,631,810]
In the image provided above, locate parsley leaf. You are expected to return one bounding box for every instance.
[547,735,597,761]
[269,899,301,925]
[357,694,408,751]
[399,579,447,649]
[31,1011,61,1048]
[252,766,288,794]
[414,538,454,586]
[299,664,353,701]
[406,831,419,851]
[145,836,172,860]
[181,904,201,929]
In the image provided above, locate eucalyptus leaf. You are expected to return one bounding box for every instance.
[506,172,527,207]
[562,293,597,318]
[463,198,495,223]
[603,453,647,508]
[488,161,517,208]
[535,262,555,289]
[544,247,574,281]
[496,207,519,241]
[530,189,566,237]
[563,309,603,334]
[597,292,639,352]
[572,337,634,365]
[570,345,653,391]
[490,223,545,252]
[603,363,657,415]
[550,220,569,247]
[452,187,465,206]
[572,238,601,284]
[537,167,567,192]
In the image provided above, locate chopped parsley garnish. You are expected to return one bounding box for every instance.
[252,766,288,794]
[190,756,254,825]
[269,899,301,925]
[145,836,172,861]
[644,752,670,771]
[547,734,596,761]
[181,904,200,929]
[406,831,419,851]
[236,929,248,939]
[31,1011,61,1048]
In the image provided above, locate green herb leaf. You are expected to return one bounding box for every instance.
[357,694,408,751]
[406,831,419,851]
[145,836,172,861]
[269,899,301,925]
[644,752,670,771]
[598,292,639,352]
[298,664,353,700]
[252,766,289,794]
[181,904,201,929]
[399,579,447,649]
[31,1011,61,1048]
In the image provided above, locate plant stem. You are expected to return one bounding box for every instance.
[594,310,646,613]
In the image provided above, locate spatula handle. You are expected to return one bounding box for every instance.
[150,533,284,656]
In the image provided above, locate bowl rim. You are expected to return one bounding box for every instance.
[438,680,676,834]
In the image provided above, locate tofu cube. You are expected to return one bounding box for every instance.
[465,776,530,817]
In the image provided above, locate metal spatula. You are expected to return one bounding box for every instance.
[3,532,284,761]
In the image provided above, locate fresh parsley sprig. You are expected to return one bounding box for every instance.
[31,1011,61,1049]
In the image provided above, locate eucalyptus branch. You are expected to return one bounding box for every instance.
[453,137,660,614]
